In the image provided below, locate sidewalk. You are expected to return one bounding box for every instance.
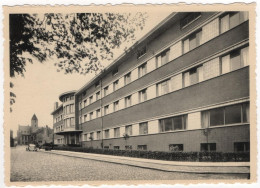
[40,149,250,174]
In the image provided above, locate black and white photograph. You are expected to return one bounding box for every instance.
[1,2,257,187]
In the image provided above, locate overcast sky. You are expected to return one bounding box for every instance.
[9,12,171,137]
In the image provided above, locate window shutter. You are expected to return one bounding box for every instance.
[220,14,230,34]
[147,57,156,73]
[201,18,219,44]
[241,46,249,66]
[170,74,182,92]
[169,41,182,62]
[203,57,220,80]
[221,54,230,74]
[183,72,190,87]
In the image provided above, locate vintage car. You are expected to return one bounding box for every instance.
[26,144,38,151]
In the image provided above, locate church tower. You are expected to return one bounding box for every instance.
[31,114,38,133]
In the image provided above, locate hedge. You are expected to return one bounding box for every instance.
[52,146,249,162]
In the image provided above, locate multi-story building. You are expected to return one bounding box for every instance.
[51,90,81,145]
[53,11,250,152]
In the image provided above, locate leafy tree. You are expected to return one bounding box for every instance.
[9,12,147,112]
[10,12,147,77]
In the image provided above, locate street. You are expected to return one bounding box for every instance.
[11,146,249,182]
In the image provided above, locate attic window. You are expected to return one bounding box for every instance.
[180,12,201,29]
[137,46,147,59]
[112,68,118,76]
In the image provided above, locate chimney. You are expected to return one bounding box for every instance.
[54,102,58,110]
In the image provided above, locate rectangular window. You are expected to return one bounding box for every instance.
[113,80,119,91]
[125,95,132,108]
[221,47,249,74]
[234,142,250,152]
[139,89,147,103]
[89,112,93,120]
[83,100,87,108]
[79,116,82,124]
[79,102,82,110]
[84,114,87,122]
[96,109,101,118]
[183,30,202,53]
[201,103,249,127]
[124,72,131,85]
[225,104,242,124]
[201,143,216,152]
[104,129,110,139]
[96,131,101,140]
[112,68,118,76]
[137,46,146,59]
[114,127,120,138]
[169,144,184,152]
[104,86,109,96]
[114,146,120,150]
[125,125,132,136]
[70,117,75,126]
[156,49,170,67]
[138,62,147,78]
[96,91,100,100]
[157,79,170,96]
[104,105,109,115]
[84,133,88,141]
[89,96,93,104]
[180,12,201,29]
[125,145,132,150]
[89,132,94,140]
[159,115,187,132]
[183,66,203,87]
[137,145,147,151]
[114,101,119,112]
[139,122,148,135]
[70,104,74,113]
[220,12,248,34]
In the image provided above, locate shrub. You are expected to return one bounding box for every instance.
[52,146,249,162]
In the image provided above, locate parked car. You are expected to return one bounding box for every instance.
[26,144,38,151]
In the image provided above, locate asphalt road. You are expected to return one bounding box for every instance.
[10,146,248,182]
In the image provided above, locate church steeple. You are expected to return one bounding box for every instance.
[31,114,38,132]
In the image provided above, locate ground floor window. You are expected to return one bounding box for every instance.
[200,143,216,152]
[137,145,147,151]
[169,144,183,152]
[201,102,249,128]
[159,114,187,132]
[234,142,249,152]
[114,146,120,150]
[125,145,132,150]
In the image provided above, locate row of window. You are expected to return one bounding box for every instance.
[55,117,75,132]
[80,45,248,123]
[64,104,74,115]
[101,142,249,152]
[81,102,249,141]
[78,12,248,113]
[62,95,74,103]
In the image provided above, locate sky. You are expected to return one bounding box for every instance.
[9,12,172,137]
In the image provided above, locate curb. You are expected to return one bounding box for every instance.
[40,150,250,174]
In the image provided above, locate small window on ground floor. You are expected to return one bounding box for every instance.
[125,145,132,150]
[234,142,250,152]
[200,143,216,152]
[137,145,147,151]
[169,144,184,152]
[114,146,120,150]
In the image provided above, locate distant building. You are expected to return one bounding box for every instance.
[17,114,54,145]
